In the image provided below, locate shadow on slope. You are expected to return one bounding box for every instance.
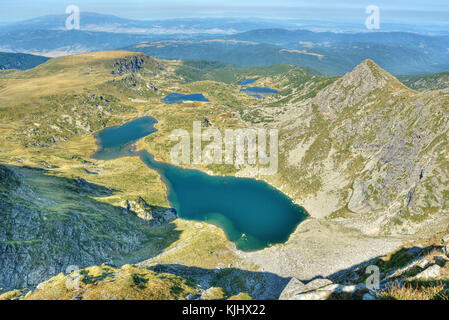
[0,164,181,291]
[149,263,291,300]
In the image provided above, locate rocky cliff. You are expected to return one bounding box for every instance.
[0,165,175,291]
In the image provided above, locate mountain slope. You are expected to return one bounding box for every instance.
[243,60,449,236]
[0,264,198,300]
[0,51,290,292]
[0,30,158,57]
[124,37,449,76]
[0,13,293,34]
[0,164,181,291]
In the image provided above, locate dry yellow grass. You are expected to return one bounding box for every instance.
[14,264,198,300]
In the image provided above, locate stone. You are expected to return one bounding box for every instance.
[282,278,334,300]
[35,282,46,291]
[279,278,305,300]
[417,258,430,269]
[443,244,449,257]
[333,283,368,299]
[200,287,225,300]
[414,265,442,280]
[362,293,376,300]
[289,284,338,300]
[434,255,448,267]
[282,278,368,300]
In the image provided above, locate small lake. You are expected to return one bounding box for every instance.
[241,87,279,99]
[92,116,158,160]
[92,117,307,251]
[237,78,258,85]
[162,93,209,105]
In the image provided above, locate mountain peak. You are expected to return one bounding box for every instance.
[341,59,400,90]
[312,59,409,115]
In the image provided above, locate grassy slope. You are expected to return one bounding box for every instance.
[0,264,198,300]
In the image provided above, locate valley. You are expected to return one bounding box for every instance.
[0,49,448,300]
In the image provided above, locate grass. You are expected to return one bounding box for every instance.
[147,219,242,269]
[380,280,449,300]
[12,264,198,300]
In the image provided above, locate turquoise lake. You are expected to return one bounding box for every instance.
[237,78,258,85]
[241,87,278,99]
[92,116,158,160]
[162,93,209,104]
[92,116,307,251]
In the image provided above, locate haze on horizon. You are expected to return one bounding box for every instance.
[1,0,448,28]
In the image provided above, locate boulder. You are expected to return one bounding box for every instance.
[443,244,449,257]
[279,278,305,300]
[414,265,442,280]
[417,258,430,269]
[407,246,423,256]
[434,255,448,267]
[281,278,368,300]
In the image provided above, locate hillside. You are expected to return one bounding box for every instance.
[0,52,49,70]
[5,231,449,300]
[241,60,448,236]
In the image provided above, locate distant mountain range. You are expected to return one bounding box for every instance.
[1,12,449,75]
[123,34,449,75]
[0,12,295,34]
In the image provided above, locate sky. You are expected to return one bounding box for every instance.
[0,0,448,24]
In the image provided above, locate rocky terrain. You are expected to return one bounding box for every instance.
[242,60,449,237]
[399,72,449,92]
[3,231,448,300]
[279,231,449,300]
[0,164,180,290]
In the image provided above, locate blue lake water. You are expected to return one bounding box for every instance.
[92,116,307,251]
[237,78,258,85]
[92,116,158,160]
[241,87,279,99]
[162,93,209,105]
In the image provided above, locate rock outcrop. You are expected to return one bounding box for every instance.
[0,165,169,291]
